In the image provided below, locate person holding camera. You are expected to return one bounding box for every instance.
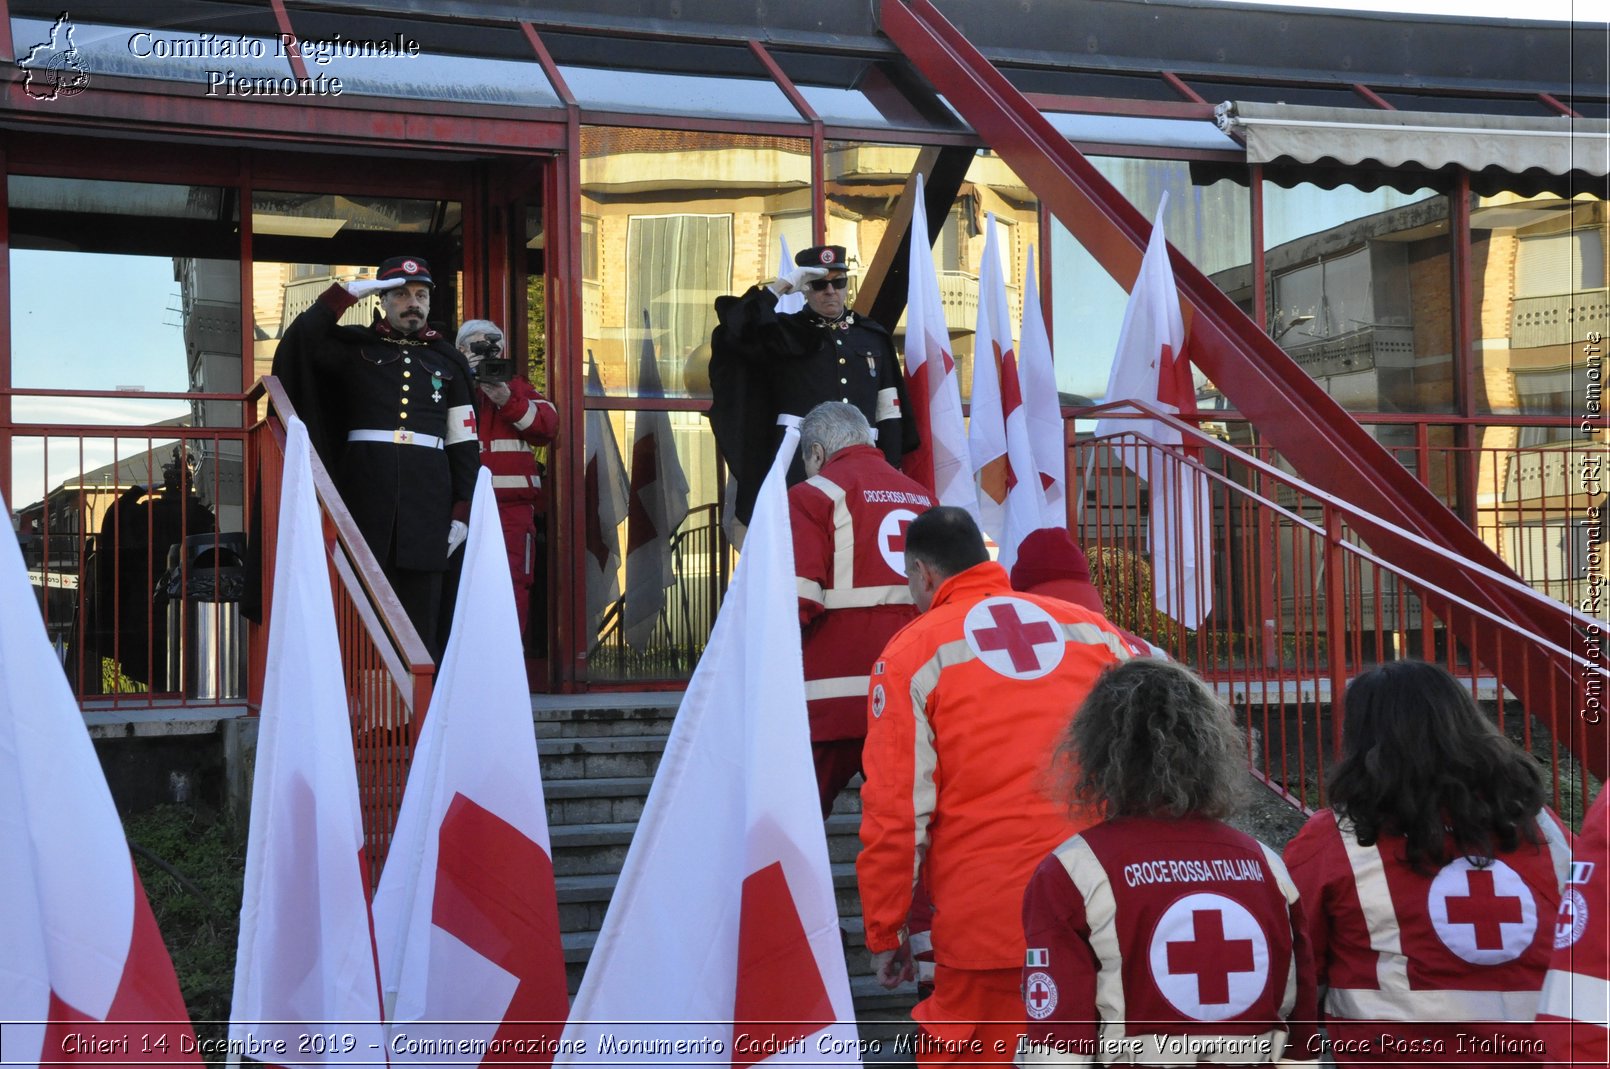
[454,319,557,642]
[710,244,918,526]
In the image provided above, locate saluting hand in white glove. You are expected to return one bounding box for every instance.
[768,266,829,296]
[345,276,408,299]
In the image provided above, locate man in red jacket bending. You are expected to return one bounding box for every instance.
[789,402,934,817]
[455,319,557,641]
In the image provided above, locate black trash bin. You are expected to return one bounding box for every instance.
[162,532,247,700]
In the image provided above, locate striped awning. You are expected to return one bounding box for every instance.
[1215,101,1609,178]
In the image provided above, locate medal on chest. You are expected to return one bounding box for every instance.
[430,373,443,403]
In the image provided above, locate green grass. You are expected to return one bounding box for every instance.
[125,804,244,1059]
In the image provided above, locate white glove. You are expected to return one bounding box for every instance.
[768,266,829,296]
[345,276,408,299]
[447,520,468,555]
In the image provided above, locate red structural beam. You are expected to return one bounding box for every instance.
[881,0,1602,777]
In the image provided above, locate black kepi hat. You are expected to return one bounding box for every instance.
[376,255,434,287]
[795,245,848,270]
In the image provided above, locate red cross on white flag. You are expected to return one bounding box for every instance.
[1092,194,1212,629]
[374,468,568,1064]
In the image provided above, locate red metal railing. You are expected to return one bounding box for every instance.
[881,0,1589,761]
[1074,402,1608,820]
[13,425,246,706]
[252,377,435,881]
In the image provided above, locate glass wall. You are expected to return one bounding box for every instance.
[580,127,811,399]
[578,127,809,676]
[825,143,1039,402]
[1260,181,1452,414]
[1467,190,1608,617]
[8,175,243,692]
[1049,158,1251,403]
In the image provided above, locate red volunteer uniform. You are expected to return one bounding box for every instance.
[1284,807,1574,1064]
[475,378,557,637]
[789,443,933,810]
[1534,788,1608,1065]
[858,562,1133,1061]
[1020,817,1319,1065]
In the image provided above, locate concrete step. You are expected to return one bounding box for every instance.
[531,693,680,738]
[543,775,654,825]
[537,734,667,780]
[547,821,640,878]
[826,811,862,864]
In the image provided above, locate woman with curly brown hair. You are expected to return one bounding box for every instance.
[1282,659,1575,1065]
[1019,659,1319,1066]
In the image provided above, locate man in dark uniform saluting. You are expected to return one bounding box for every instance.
[271,255,478,658]
[710,244,918,526]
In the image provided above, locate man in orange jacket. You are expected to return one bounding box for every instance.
[857,506,1137,1065]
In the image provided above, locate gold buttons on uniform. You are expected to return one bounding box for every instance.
[403,356,412,364]
[840,377,848,384]
[403,370,412,378]
[400,411,409,419]
[403,384,410,392]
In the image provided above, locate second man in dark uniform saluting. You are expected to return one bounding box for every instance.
[709,244,918,526]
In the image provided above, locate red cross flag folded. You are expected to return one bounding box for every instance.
[968,212,1046,570]
[229,416,387,1065]
[902,172,978,519]
[1092,195,1212,629]
[557,426,860,1066]
[623,310,691,650]
[374,467,569,1064]
[0,490,201,1065]
[1018,246,1066,525]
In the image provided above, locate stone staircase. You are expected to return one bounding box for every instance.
[533,693,919,1052]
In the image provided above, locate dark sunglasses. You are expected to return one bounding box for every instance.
[807,276,849,292]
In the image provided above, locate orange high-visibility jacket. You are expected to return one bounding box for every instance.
[857,561,1134,970]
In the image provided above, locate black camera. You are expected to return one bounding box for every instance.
[470,333,514,384]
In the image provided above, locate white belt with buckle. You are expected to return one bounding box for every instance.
[348,429,445,449]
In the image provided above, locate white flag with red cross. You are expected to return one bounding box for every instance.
[556,426,859,1066]
[374,467,569,1064]
[1093,195,1212,628]
[583,356,631,636]
[0,490,201,1066]
[1018,245,1067,525]
[228,416,388,1066]
[902,172,978,519]
[623,310,691,650]
[968,212,1046,570]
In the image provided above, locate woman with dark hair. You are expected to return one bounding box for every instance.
[1019,659,1319,1066]
[1283,659,1575,1065]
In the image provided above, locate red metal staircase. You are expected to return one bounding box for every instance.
[881,0,1607,780]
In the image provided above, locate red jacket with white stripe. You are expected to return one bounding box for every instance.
[858,563,1134,970]
[787,444,933,741]
[1019,816,1320,1065]
[475,378,558,509]
[1534,788,1607,1065]
[1284,807,1575,1064]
